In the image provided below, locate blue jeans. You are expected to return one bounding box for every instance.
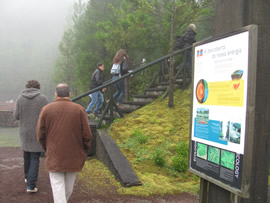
[112,75,125,104]
[86,91,104,114]
[24,151,41,189]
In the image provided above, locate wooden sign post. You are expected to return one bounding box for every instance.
[189,1,270,202]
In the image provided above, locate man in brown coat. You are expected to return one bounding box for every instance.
[37,83,92,203]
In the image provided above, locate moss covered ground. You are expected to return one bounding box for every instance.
[79,88,200,196]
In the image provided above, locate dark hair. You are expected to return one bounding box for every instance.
[97,62,104,68]
[25,80,40,89]
[113,49,129,64]
[56,83,70,97]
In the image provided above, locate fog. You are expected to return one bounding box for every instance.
[0,0,78,102]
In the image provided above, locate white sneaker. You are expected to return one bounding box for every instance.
[26,187,38,193]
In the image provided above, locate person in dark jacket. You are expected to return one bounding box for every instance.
[183,23,196,75]
[86,62,106,117]
[14,80,48,193]
[111,49,129,108]
[37,83,92,202]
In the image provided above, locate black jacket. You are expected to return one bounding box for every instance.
[184,28,196,47]
[120,58,128,76]
[90,68,103,89]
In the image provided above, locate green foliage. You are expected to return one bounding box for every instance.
[174,142,189,157]
[81,89,201,196]
[120,129,149,163]
[53,0,215,98]
[152,147,166,167]
[172,156,188,173]
[132,129,148,144]
[171,142,189,172]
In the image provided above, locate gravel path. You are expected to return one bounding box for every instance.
[0,147,199,203]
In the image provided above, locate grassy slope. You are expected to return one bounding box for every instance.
[78,87,270,196]
[79,88,200,197]
[107,88,200,196]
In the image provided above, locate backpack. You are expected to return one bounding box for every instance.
[121,58,128,75]
[175,36,185,49]
[110,64,120,74]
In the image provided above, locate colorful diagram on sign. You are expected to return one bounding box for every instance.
[231,70,243,90]
[196,79,209,103]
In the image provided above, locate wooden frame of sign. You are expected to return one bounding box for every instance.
[188,24,258,198]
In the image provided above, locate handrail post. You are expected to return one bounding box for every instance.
[109,84,114,124]
[183,51,187,89]
[159,61,163,83]
[125,77,129,101]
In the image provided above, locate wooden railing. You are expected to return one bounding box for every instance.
[72,45,192,127]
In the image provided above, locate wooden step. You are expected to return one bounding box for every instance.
[121,101,150,110]
[145,87,167,96]
[158,79,183,86]
[157,82,181,89]
[132,95,158,102]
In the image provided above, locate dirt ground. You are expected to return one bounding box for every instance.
[0,147,199,203]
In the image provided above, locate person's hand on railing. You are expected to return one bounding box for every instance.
[128,70,134,78]
[102,88,107,92]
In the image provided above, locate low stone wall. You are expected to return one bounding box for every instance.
[0,111,18,127]
[0,103,18,127]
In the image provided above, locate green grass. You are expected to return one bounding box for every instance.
[0,127,20,147]
[106,88,199,196]
[78,88,200,196]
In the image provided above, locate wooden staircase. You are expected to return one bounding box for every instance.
[94,76,190,122]
[120,78,188,113]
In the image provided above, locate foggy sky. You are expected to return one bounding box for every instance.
[0,0,75,39]
[0,0,80,102]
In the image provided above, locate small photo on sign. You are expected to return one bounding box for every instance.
[219,121,230,141]
[229,122,241,144]
[197,142,208,160]
[196,108,209,124]
[208,146,220,165]
[220,150,235,170]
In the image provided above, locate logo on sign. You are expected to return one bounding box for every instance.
[197,49,203,57]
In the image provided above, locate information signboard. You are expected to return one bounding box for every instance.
[189,25,257,197]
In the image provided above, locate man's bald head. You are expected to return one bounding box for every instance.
[56,83,70,97]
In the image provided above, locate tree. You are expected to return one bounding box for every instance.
[53,0,86,96]
[54,0,215,101]
[168,0,175,107]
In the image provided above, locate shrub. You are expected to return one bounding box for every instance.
[152,147,166,167]
[171,155,188,173]
[171,142,189,173]
[174,142,189,157]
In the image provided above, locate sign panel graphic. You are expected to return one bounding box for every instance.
[190,31,249,190]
